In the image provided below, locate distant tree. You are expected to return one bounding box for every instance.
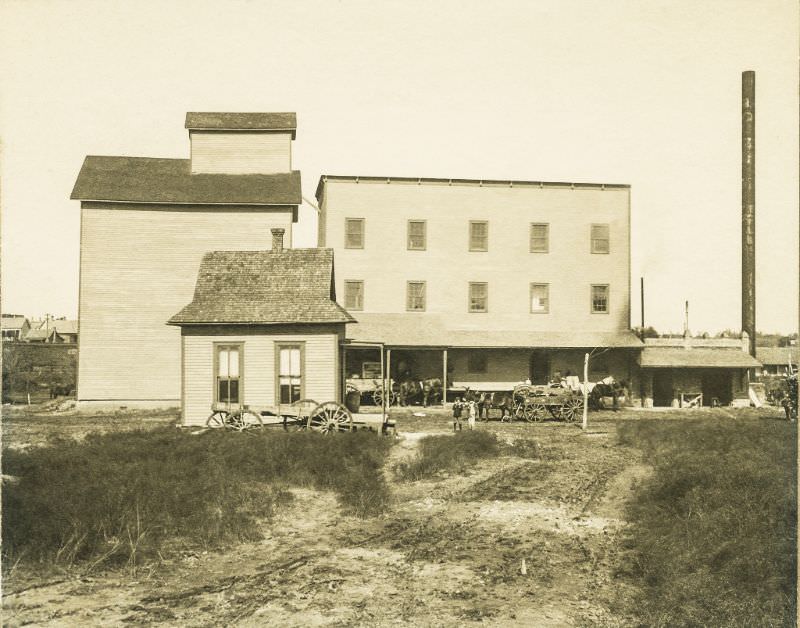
[634,326,659,339]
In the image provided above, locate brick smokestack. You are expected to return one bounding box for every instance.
[742,71,756,357]
[271,228,285,253]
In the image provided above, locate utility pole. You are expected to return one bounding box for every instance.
[582,352,589,430]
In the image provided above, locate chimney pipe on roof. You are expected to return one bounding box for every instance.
[271,228,285,253]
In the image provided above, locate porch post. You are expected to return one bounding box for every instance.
[443,348,448,404]
[386,348,392,415]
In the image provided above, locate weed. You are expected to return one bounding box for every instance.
[617,418,796,627]
[394,431,500,481]
[2,427,393,571]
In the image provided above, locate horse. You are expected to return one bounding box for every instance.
[398,378,443,406]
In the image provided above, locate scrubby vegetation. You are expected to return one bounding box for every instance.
[394,431,500,481]
[617,418,797,627]
[2,428,393,571]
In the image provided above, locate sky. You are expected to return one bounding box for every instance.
[1,0,797,334]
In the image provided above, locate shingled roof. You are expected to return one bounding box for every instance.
[71,156,301,205]
[185,112,297,137]
[169,249,355,326]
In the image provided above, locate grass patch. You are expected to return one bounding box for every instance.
[394,431,500,481]
[617,418,797,627]
[2,428,392,571]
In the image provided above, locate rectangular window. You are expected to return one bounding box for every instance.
[530,223,549,253]
[530,283,549,313]
[407,220,426,250]
[344,280,364,311]
[469,282,488,312]
[216,344,242,404]
[277,344,303,404]
[469,221,488,251]
[591,284,609,313]
[345,218,364,249]
[406,281,426,311]
[467,352,488,374]
[591,224,610,254]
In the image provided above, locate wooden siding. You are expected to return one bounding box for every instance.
[182,331,340,426]
[190,131,292,174]
[78,204,293,403]
[321,180,631,333]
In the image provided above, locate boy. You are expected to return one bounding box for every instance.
[452,398,463,431]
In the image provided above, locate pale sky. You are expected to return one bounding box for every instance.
[1,0,797,334]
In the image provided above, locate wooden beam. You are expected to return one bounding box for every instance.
[443,348,448,404]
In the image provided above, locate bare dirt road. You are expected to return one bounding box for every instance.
[4,410,649,627]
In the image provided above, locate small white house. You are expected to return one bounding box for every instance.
[168,231,354,426]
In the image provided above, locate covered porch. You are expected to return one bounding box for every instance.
[342,313,644,406]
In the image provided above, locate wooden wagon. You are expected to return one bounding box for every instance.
[510,383,584,422]
[207,399,355,433]
[345,378,398,407]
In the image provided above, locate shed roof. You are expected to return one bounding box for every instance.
[169,249,355,326]
[756,346,799,366]
[315,174,630,202]
[71,156,301,206]
[345,313,643,348]
[640,347,760,369]
[23,328,54,342]
[185,112,297,137]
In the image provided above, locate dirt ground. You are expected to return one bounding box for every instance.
[1,404,784,626]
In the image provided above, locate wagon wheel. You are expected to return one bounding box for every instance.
[524,402,547,422]
[206,410,230,428]
[227,410,263,431]
[374,387,398,407]
[308,402,353,434]
[560,398,584,422]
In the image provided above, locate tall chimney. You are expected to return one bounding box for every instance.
[742,71,756,357]
[271,228,285,253]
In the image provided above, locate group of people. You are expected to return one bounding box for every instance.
[450,397,481,431]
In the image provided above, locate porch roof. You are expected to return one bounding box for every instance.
[639,347,761,369]
[345,313,643,349]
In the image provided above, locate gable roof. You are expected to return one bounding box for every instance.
[169,249,355,326]
[185,112,297,137]
[71,156,301,206]
[1,316,29,330]
[640,347,760,369]
[756,346,799,366]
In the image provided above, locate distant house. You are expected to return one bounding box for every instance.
[168,234,354,426]
[639,336,761,407]
[1,315,30,341]
[23,319,78,344]
[756,346,798,376]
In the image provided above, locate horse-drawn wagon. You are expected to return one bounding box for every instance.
[478,383,583,422]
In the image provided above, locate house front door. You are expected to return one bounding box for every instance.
[529,350,550,385]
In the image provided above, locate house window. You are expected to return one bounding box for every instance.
[591,284,609,313]
[407,220,426,250]
[591,224,610,254]
[406,281,426,311]
[530,283,549,313]
[469,221,488,251]
[277,344,303,404]
[345,218,364,249]
[467,352,488,374]
[215,344,243,404]
[344,280,364,311]
[469,282,488,312]
[530,223,549,253]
